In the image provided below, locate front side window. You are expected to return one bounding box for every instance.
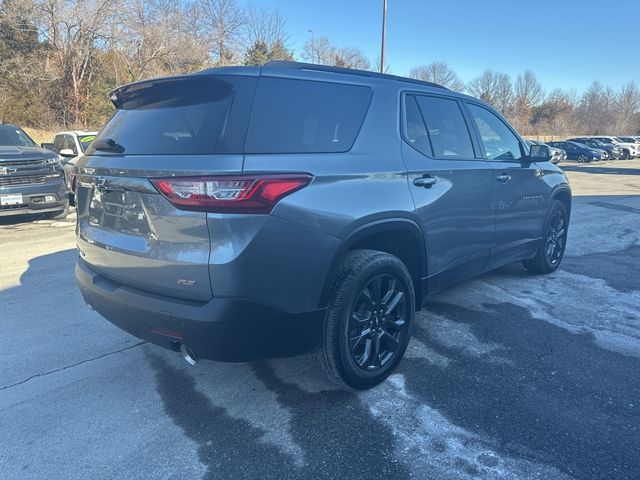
[53,135,64,153]
[64,135,78,155]
[244,78,372,154]
[467,103,523,161]
[412,95,475,158]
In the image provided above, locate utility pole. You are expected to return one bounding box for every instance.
[308,29,315,63]
[380,0,387,73]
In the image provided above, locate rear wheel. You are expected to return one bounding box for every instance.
[313,249,415,389]
[523,200,568,274]
[577,154,589,163]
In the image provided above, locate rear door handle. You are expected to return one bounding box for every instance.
[413,175,437,188]
[496,174,511,183]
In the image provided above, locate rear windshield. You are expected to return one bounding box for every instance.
[244,77,372,154]
[87,75,257,155]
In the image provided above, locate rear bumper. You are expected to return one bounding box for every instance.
[76,258,325,362]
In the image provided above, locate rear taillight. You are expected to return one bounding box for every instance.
[150,174,312,214]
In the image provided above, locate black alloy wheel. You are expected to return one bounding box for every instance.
[545,209,566,267]
[348,274,409,371]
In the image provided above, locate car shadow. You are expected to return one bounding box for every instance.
[146,351,412,480]
[561,165,640,175]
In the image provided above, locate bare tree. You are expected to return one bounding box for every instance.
[29,0,124,126]
[113,0,209,81]
[243,5,289,49]
[332,46,371,70]
[531,89,577,136]
[409,61,464,92]
[509,71,544,134]
[301,35,335,65]
[195,0,245,66]
[514,70,544,106]
[466,70,513,114]
[615,81,640,133]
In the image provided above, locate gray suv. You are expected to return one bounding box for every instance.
[75,62,571,389]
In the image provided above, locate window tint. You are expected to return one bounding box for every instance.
[0,125,36,147]
[413,95,475,158]
[403,95,431,156]
[78,135,96,152]
[53,135,64,153]
[244,78,372,154]
[467,103,522,161]
[88,75,257,155]
[64,135,77,155]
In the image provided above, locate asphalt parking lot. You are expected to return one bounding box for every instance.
[1,159,639,480]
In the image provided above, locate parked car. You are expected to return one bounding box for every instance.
[568,137,621,160]
[52,130,97,202]
[0,123,69,219]
[547,141,602,162]
[74,62,572,389]
[616,136,640,147]
[589,136,638,159]
[526,140,566,164]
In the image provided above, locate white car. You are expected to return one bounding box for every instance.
[588,136,639,159]
[52,131,97,201]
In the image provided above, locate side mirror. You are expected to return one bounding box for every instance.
[529,144,552,162]
[59,148,76,158]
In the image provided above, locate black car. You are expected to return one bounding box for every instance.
[568,137,621,160]
[547,141,602,162]
[0,124,69,219]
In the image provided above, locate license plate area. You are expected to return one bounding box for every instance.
[0,193,24,206]
[88,188,150,235]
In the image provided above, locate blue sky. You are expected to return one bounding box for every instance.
[249,0,640,93]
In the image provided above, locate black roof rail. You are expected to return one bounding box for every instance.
[263,61,449,90]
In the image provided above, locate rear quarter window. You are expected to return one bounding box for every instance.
[244,77,372,154]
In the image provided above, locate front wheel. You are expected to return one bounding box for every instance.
[621,150,630,160]
[523,200,568,274]
[313,249,415,389]
[577,154,589,163]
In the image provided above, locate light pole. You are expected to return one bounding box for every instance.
[308,29,315,63]
[380,0,387,73]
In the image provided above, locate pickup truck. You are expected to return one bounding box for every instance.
[0,124,69,219]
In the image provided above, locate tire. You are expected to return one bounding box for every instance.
[577,154,589,163]
[313,249,415,389]
[46,202,69,220]
[621,150,630,160]
[523,200,568,274]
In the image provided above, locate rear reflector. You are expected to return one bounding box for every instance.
[150,327,183,340]
[150,174,312,214]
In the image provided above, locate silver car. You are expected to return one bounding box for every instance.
[75,62,572,388]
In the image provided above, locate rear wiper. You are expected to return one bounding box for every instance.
[92,138,125,153]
